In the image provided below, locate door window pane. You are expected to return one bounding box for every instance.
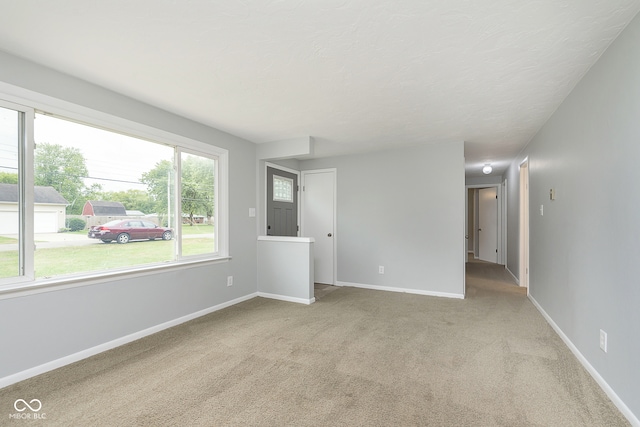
[180,152,215,257]
[273,175,294,202]
[0,106,21,279]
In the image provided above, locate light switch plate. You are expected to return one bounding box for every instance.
[600,329,608,352]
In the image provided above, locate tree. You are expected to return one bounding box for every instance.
[181,155,214,225]
[0,172,18,184]
[141,156,214,226]
[102,189,154,214]
[140,159,173,224]
[35,143,88,214]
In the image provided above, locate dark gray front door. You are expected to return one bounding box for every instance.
[267,166,298,236]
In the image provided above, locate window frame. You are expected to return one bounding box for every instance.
[0,99,35,286]
[176,147,220,260]
[0,87,229,298]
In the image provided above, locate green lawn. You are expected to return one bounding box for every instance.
[0,236,18,245]
[180,224,214,235]
[0,237,216,279]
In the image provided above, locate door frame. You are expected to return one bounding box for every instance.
[301,168,337,285]
[465,182,506,265]
[264,162,300,236]
[519,159,530,292]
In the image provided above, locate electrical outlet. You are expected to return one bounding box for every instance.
[227,276,233,287]
[599,329,607,353]
[378,266,384,274]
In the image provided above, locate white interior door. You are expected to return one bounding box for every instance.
[478,187,498,263]
[302,170,335,285]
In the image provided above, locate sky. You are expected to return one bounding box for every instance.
[0,106,19,173]
[34,113,173,192]
[1,107,174,192]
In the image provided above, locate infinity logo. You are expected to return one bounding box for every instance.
[14,399,42,412]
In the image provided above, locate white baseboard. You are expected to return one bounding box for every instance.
[0,292,258,389]
[257,292,315,305]
[528,294,639,427]
[337,281,464,299]
[505,266,520,285]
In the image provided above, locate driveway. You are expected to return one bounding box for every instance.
[0,232,101,252]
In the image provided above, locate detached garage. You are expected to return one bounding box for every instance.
[0,184,68,234]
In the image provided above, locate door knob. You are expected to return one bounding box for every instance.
[327,233,332,237]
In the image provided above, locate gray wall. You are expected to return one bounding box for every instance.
[0,52,258,380]
[505,13,640,420]
[300,142,465,296]
[465,175,502,186]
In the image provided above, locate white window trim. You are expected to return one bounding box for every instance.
[177,147,222,259]
[0,82,229,296]
[0,98,35,287]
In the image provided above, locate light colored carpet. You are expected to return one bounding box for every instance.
[0,262,629,426]
[314,283,340,300]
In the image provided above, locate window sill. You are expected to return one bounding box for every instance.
[0,256,232,301]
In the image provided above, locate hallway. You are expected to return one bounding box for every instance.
[465,254,524,298]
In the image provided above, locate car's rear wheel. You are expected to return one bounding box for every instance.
[116,233,130,244]
[162,231,172,240]
[101,239,112,243]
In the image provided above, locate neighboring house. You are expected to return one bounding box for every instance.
[0,184,68,234]
[82,200,127,216]
[126,210,145,216]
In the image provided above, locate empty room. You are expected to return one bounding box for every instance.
[0,1,639,425]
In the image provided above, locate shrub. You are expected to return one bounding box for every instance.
[66,218,86,232]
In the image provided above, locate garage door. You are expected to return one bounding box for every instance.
[35,212,59,233]
[0,210,19,234]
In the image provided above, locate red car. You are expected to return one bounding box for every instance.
[88,219,173,244]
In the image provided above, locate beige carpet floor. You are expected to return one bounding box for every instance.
[0,261,629,426]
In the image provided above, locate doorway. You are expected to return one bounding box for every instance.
[266,165,299,236]
[301,169,336,285]
[465,183,505,265]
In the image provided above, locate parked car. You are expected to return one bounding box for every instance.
[88,220,173,244]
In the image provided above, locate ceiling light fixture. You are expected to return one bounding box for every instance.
[482,164,492,174]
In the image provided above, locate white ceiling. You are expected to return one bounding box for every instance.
[1,1,639,177]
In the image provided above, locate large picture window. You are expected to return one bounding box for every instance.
[0,101,227,291]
